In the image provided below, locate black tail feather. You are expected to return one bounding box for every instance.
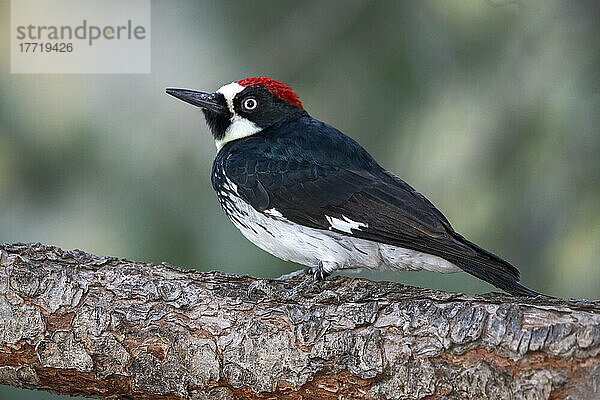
[455,261,544,297]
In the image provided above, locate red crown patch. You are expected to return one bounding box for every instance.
[237,77,303,109]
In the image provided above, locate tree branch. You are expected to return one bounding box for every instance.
[0,243,599,399]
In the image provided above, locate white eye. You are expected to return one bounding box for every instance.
[243,97,258,110]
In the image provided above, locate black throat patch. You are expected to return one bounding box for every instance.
[202,93,231,141]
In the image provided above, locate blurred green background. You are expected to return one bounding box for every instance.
[1,0,599,398]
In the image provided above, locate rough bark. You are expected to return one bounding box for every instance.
[0,243,599,400]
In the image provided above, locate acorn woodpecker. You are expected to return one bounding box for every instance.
[166,77,540,297]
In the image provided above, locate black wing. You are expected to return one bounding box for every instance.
[216,118,539,296]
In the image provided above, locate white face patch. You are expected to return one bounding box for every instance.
[325,215,368,234]
[215,116,262,151]
[217,82,244,113]
[215,82,262,150]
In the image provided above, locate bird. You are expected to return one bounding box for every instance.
[166,77,541,297]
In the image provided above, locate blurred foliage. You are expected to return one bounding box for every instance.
[1,0,599,397]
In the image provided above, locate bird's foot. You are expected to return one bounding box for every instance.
[248,263,339,305]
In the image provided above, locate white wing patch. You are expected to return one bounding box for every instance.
[264,208,283,218]
[326,215,368,234]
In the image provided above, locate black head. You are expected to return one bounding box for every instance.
[166,77,306,149]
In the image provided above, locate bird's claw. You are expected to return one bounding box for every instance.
[312,266,328,281]
[249,262,339,304]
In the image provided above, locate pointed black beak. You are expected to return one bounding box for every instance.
[165,88,226,114]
